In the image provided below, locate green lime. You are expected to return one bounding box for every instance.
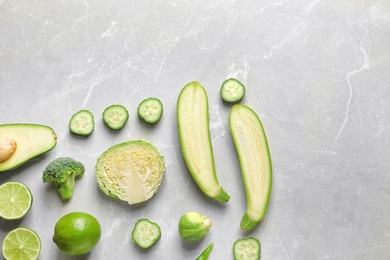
[2,227,41,260]
[53,212,101,256]
[0,181,33,220]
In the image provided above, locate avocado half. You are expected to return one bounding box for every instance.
[0,124,57,172]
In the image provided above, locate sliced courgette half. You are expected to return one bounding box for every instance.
[177,81,230,203]
[229,104,272,230]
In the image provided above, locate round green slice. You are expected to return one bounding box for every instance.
[220,78,246,103]
[233,237,261,260]
[137,98,163,125]
[0,182,33,220]
[132,218,161,249]
[102,104,129,130]
[69,110,95,136]
[2,227,41,260]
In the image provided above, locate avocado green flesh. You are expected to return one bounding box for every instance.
[229,105,272,230]
[177,81,230,203]
[95,140,165,205]
[0,124,57,172]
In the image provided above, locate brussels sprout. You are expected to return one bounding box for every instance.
[178,212,212,242]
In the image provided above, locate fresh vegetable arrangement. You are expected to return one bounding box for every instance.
[0,79,271,259]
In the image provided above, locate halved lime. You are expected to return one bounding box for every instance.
[2,227,41,260]
[0,181,33,220]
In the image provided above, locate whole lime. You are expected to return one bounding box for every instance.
[53,212,101,256]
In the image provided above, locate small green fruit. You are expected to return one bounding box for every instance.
[53,212,101,256]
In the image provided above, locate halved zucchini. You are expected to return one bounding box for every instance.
[229,104,272,230]
[177,81,230,203]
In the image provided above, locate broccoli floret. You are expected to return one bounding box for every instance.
[42,157,85,200]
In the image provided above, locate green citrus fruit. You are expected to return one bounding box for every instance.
[2,227,41,260]
[0,181,33,220]
[53,212,101,256]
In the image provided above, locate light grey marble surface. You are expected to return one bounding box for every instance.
[1,0,390,259]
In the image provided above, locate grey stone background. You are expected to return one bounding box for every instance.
[1,0,389,259]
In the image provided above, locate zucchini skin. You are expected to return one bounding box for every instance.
[229,104,272,230]
[177,81,230,203]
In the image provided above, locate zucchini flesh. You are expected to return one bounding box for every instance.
[229,104,272,230]
[177,81,230,203]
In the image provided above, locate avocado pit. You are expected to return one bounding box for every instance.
[0,138,17,163]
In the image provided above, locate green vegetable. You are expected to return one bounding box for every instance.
[137,98,163,125]
[233,237,261,260]
[0,124,57,172]
[229,104,272,230]
[96,140,165,205]
[132,219,161,249]
[69,110,94,136]
[220,78,246,103]
[178,212,212,242]
[196,243,214,260]
[42,157,85,200]
[176,81,230,203]
[103,104,129,130]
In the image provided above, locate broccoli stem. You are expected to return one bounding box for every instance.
[55,176,76,200]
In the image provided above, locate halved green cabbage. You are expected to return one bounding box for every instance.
[96,140,165,205]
